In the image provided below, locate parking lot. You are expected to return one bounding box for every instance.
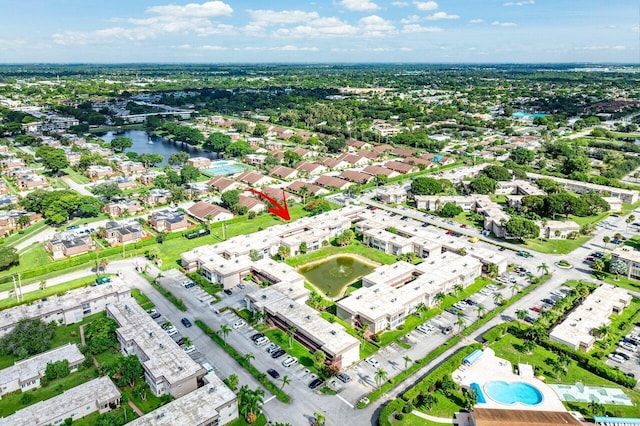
[605,323,640,380]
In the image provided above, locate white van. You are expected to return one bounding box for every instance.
[201,362,215,373]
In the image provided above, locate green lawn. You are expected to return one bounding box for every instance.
[522,236,590,255]
[570,212,610,226]
[228,414,268,426]
[72,406,139,426]
[446,211,483,229]
[62,167,90,184]
[491,334,640,417]
[2,221,48,247]
[392,413,451,426]
[597,273,640,292]
[131,289,155,311]
[286,240,397,267]
[0,366,100,417]
[263,328,318,371]
[121,378,167,414]
[0,275,111,310]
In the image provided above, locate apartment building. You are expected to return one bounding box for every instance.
[45,232,95,259]
[527,172,639,204]
[148,209,189,233]
[107,302,205,398]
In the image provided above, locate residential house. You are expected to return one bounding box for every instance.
[0,210,38,236]
[320,157,349,170]
[539,220,581,239]
[244,154,267,165]
[295,161,328,176]
[138,170,164,186]
[143,188,172,207]
[346,139,372,152]
[292,147,313,159]
[238,194,265,213]
[0,195,19,207]
[362,165,399,178]
[377,187,407,204]
[45,232,95,259]
[315,175,351,190]
[269,165,298,180]
[104,220,145,245]
[16,174,49,190]
[337,153,369,167]
[208,176,241,193]
[186,182,210,199]
[102,200,144,218]
[86,165,115,180]
[236,170,272,187]
[0,157,25,170]
[116,161,146,175]
[148,210,189,233]
[384,160,418,174]
[340,170,375,184]
[187,201,234,223]
[286,181,329,198]
[262,186,298,204]
[186,157,212,169]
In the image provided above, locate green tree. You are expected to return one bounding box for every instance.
[468,175,497,195]
[0,318,56,359]
[537,262,550,277]
[410,176,442,195]
[286,325,297,349]
[225,140,254,158]
[218,324,231,345]
[304,199,332,215]
[603,235,611,249]
[439,202,462,218]
[313,349,326,366]
[109,136,133,152]
[516,309,528,320]
[592,259,605,278]
[374,367,388,391]
[167,152,189,166]
[325,138,346,153]
[139,153,164,167]
[0,246,19,271]
[280,375,291,391]
[221,189,241,211]
[609,259,628,280]
[205,132,231,153]
[510,147,535,165]
[225,373,239,391]
[505,217,540,240]
[84,317,119,354]
[481,165,511,181]
[36,146,69,174]
[180,165,200,183]
[403,355,412,371]
[299,241,308,254]
[283,150,301,167]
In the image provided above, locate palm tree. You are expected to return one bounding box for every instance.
[218,324,231,345]
[182,337,192,347]
[243,352,255,364]
[434,292,446,306]
[603,235,610,249]
[493,292,504,306]
[299,185,309,205]
[475,304,486,319]
[516,309,527,321]
[280,375,291,391]
[414,303,427,319]
[594,324,609,340]
[510,282,520,298]
[286,325,297,349]
[452,284,463,297]
[455,315,466,333]
[403,355,412,371]
[537,262,549,277]
[592,259,605,278]
[312,412,326,426]
[374,367,388,391]
[626,215,635,233]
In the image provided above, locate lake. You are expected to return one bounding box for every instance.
[96,129,218,165]
[298,255,375,299]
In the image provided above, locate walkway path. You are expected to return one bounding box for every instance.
[411,410,454,423]
[128,400,144,416]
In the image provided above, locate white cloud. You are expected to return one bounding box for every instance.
[401,24,443,33]
[413,1,438,11]
[399,47,413,51]
[359,15,396,36]
[633,25,639,32]
[581,45,625,51]
[146,1,233,17]
[392,1,409,6]
[425,11,459,20]
[200,45,228,50]
[491,21,517,27]
[273,16,359,38]
[271,45,319,51]
[401,15,421,24]
[341,0,380,11]
[503,0,534,6]
[468,19,484,24]
[245,10,320,26]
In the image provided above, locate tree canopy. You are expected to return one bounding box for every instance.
[109,136,133,152]
[36,146,69,173]
[0,318,56,359]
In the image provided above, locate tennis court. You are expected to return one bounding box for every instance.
[202,160,251,177]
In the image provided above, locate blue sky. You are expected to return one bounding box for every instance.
[0,0,638,63]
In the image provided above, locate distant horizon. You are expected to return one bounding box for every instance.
[0,62,638,66]
[0,1,637,63]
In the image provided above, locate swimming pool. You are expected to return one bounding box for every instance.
[470,383,487,403]
[484,381,543,405]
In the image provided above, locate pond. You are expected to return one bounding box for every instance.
[96,129,218,165]
[297,255,375,298]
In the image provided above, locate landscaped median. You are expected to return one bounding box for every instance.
[195,320,290,403]
[140,272,186,312]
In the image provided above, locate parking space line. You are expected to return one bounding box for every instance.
[264,395,277,404]
[335,394,354,408]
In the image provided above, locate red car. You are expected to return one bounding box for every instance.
[446,230,454,235]
[530,306,540,312]
[460,224,467,228]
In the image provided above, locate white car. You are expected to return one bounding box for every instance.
[416,325,430,334]
[365,357,380,368]
[282,356,298,368]
[183,345,196,354]
[165,327,178,336]
[619,341,637,352]
[232,320,246,329]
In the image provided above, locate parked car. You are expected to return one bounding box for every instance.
[619,341,637,352]
[365,357,380,368]
[255,336,270,347]
[150,312,161,320]
[282,356,298,368]
[442,326,454,335]
[613,351,631,361]
[271,349,286,359]
[309,378,326,390]
[336,372,351,383]
[267,369,280,379]
[223,289,233,295]
[181,317,192,328]
[251,333,265,342]
[232,320,246,329]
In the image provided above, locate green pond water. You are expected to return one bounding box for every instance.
[298,255,375,298]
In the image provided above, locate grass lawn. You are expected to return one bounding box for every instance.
[263,328,318,371]
[72,406,139,425]
[522,236,590,255]
[15,243,51,265]
[0,275,111,310]
[131,289,155,310]
[319,312,379,358]
[62,167,90,184]
[228,414,268,426]
[0,366,100,417]
[598,273,640,292]
[491,334,640,417]
[157,204,311,269]
[286,240,397,268]
[570,212,610,226]
[121,378,167,414]
[593,297,640,355]
[2,221,48,247]
[447,211,483,229]
[392,413,452,426]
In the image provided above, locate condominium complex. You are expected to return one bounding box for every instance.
[611,246,640,280]
[127,373,238,426]
[527,172,639,204]
[0,376,121,426]
[549,284,631,351]
[0,280,131,337]
[106,301,205,398]
[0,343,84,397]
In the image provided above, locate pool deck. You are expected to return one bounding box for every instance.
[452,348,566,412]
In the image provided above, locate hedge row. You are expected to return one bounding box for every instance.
[141,272,187,312]
[378,344,481,426]
[196,320,290,403]
[508,325,637,388]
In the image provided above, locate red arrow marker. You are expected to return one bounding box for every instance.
[244,188,290,221]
